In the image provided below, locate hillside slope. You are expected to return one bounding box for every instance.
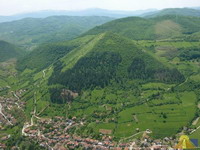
[48,32,184,101]
[0,40,23,62]
[0,16,113,50]
[16,35,99,72]
[143,8,200,18]
[84,15,200,40]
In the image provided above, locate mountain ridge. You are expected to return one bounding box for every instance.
[143,8,200,18]
[84,15,200,41]
[0,16,113,50]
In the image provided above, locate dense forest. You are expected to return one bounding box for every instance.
[128,58,185,83]
[179,47,200,60]
[50,52,122,91]
[0,40,23,62]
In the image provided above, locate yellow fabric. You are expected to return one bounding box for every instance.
[174,135,196,149]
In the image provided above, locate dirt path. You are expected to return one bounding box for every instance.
[119,129,152,145]
[37,104,49,116]
[12,91,25,111]
[13,92,19,100]
[22,93,39,136]
[22,67,54,139]
[179,76,189,86]
[0,103,13,125]
[133,115,138,122]
[190,126,200,134]
[43,69,46,78]
[192,117,200,125]
[22,70,45,136]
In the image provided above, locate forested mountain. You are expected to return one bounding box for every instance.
[143,8,200,18]
[84,15,200,40]
[48,32,184,100]
[0,40,23,62]
[0,16,113,50]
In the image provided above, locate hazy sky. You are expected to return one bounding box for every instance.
[1,0,200,16]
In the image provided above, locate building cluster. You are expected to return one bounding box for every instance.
[21,116,177,150]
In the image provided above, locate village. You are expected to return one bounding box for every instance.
[0,88,197,150]
[20,115,176,150]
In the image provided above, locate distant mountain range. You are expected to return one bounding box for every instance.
[0,8,157,23]
[1,7,200,23]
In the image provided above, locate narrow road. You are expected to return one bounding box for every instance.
[22,73,44,136]
[22,123,31,136]
[119,131,144,143]
[192,117,200,125]
[43,69,46,78]
[0,103,13,125]
[22,92,37,136]
[178,76,189,87]
[118,129,152,148]
[37,104,49,116]
[190,126,200,134]
[12,91,22,109]
[13,91,20,100]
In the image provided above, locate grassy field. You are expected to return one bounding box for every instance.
[80,90,197,139]
[190,121,200,142]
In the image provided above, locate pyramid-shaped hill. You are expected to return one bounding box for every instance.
[49,32,185,96]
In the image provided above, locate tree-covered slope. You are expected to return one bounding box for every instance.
[16,35,98,72]
[0,40,23,62]
[48,33,184,103]
[84,15,200,40]
[0,16,113,50]
[143,8,200,18]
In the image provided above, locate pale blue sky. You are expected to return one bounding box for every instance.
[1,0,200,16]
